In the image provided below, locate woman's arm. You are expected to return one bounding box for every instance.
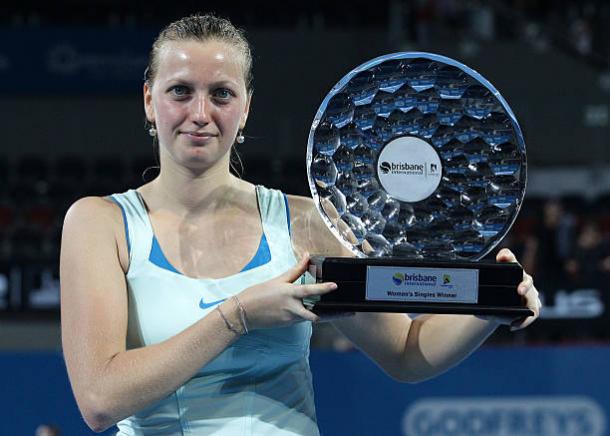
[334,250,538,382]
[61,198,245,431]
[61,196,335,432]
[288,195,540,383]
[331,307,499,383]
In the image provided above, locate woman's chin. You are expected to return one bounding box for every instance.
[160,142,231,173]
[181,149,229,172]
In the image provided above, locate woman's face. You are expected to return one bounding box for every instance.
[144,39,251,172]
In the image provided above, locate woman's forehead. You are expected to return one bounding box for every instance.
[156,39,246,81]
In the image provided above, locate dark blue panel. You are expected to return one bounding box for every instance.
[1,346,609,435]
[311,346,610,435]
[0,352,114,435]
[0,29,155,95]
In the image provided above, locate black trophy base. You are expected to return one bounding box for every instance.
[306,256,533,317]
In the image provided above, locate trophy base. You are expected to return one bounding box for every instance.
[305,256,533,317]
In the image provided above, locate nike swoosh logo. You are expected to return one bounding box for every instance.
[199,298,226,309]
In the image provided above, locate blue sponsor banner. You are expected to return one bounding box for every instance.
[312,346,610,435]
[0,29,155,95]
[0,346,608,435]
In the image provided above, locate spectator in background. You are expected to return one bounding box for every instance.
[564,220,610,286]
[35,424,61,436]
[531,199,576,284]
[469,0,495,41]
[570,17,593,55]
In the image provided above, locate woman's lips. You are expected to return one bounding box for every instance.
[182,132,217,143]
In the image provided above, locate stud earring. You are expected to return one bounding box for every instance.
[148,127,157,137]
[236,130,245,144]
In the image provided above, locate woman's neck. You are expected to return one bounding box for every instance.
[144,156,248,215]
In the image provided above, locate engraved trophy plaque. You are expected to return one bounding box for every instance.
[305,52,532,316]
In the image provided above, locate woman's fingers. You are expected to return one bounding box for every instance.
[296,307,320,323]
[295,282,337,299]
[278,252,311,283]
[519,274,540,317]
[496,248,517,263]
[511,313,537,331]
[511,283,541,331]
[518,272,534,296]
[493,249,541,331]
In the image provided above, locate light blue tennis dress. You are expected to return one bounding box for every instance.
[110,186,319,435]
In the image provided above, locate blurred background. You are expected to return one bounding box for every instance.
[1,0,609,434]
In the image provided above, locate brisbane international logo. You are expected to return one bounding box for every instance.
[392,272,404,285]
[379,161,425,175]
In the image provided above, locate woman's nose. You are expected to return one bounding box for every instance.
[190,94,210,124]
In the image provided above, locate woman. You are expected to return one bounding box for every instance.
[60,14,540,435]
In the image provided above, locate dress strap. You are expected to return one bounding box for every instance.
[109,189,154,272]
[255,185,298,268]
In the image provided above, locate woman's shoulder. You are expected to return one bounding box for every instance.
[63,196,130,271]
[284,193,316,214]
[63,195,127,238]
[66,195,123,221]
[284,193,326,231]
[252,184,312,214]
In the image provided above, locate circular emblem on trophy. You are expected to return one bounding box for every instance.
[307,52,527,261]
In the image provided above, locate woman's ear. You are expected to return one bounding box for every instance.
[240,92,253,130]
[144,82,155,124]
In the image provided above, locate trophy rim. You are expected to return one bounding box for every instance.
[306,51,527,260]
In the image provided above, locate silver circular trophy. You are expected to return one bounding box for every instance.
[305,52,532,316]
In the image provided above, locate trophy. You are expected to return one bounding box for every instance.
[305,52,532,317]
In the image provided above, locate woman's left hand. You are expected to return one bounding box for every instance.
[496,248,541,331]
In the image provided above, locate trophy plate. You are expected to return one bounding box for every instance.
[305,257,531,316]
[306,52,532,316]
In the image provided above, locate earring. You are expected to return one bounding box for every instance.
[148,127,157,137]
[236,130,245,144]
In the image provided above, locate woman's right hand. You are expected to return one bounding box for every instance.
[237,253,337,329]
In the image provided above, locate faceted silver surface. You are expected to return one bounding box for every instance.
[307,52,527,260]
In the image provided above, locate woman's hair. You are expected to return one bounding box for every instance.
[144,13,253,92]
[143,13,253,179]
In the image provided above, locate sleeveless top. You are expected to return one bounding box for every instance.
[110,186,319,436]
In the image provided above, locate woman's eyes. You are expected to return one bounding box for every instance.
[167,86,235,102]
[212,88,235,101]
[168,85,191,97]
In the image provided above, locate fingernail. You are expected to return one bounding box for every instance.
[329,283,338,290]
